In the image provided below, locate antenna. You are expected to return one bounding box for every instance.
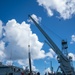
[28,45,32,75]
[50,61,53,74]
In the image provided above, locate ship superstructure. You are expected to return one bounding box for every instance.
[0,62,24,75]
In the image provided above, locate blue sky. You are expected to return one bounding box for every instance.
[0,0,75,74]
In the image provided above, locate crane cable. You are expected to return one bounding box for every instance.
[42,24,63,41]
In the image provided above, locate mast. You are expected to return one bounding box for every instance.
[28,45,32,75]
[50,61,53,74]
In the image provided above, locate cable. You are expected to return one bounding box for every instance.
[42,24,62,40]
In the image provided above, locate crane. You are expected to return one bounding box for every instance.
[28,15,75,75]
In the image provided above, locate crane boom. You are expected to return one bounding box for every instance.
[28,15,75,75]
[28,15,67,60]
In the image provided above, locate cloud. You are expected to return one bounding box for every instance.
[5,60,13,66]
[0,17,63,72]
[0,19,46,60]
[0,20,3,38]
[0,19,45,71]
[44,68,51,74]
[46,48,56,58]
[68,53,75,61]
[37,0,75,19]
[4,59,38,71]
[0,41,6,61]
[0,17,58,72]
[17,59,38,71]
[70,34,75,44]
[28,14,42,23]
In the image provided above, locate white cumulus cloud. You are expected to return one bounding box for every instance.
[46,48,56,58]
[2,19,45,60]
[17,59,38,71]
[0,19,45,71]
[68,53,75,61]
[28,14,42,23]
[70,34,75,44]
[0,41,6,61]
[44,68,51,74]
[37,0,75,19]
[0,20,3,38]
[0,16,58,72]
